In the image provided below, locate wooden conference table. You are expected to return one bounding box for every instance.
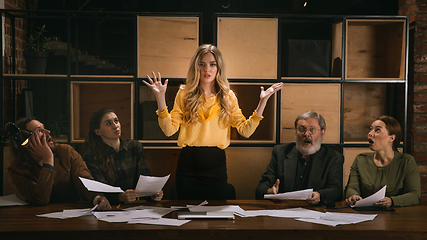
[0,198,426,240]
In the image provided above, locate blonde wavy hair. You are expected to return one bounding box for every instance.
[181,44,232,127]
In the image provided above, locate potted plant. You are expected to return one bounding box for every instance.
[49,113,69,139]
[23,25,51,74]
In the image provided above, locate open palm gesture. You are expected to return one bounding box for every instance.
[260,82,283,101]
[143,71,168,97]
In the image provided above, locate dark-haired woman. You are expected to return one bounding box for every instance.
[82,107,163,204]
[345,116,421,207]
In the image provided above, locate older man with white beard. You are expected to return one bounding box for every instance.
[256,111,344,205]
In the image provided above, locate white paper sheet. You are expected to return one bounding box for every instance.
[79,177,124,193]
[296,212,377,226]
[127,209,173,219]
[128,218,190,226]
[0,194,28,206]
[135,174,170,197]
[188,205,245,216]
[234,210,276,218]
[235,207,325,218]
[37,205,97,219]
[352,185,386,208]
[123,205,177,211]
[320,212,377,223]
[267,207,326,218]
[36,211,65,219]
[93,211,132,223]
[62,207,95,218]
[264,189,313,200]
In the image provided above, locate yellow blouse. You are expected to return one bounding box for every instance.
[157,88,263,149]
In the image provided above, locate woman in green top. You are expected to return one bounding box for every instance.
[345,116,421,207]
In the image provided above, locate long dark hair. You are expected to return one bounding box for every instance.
[83,107,117,182]
[9,117,37,168]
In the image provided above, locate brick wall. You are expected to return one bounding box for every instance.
[2,0,37,123]
[399,0,427,194]
[3,0,38,73]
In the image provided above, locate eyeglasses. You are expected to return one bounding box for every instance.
[297,126,320,135]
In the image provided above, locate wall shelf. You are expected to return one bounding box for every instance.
[1,10,408,199]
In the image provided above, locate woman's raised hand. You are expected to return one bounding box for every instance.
[143,71,168,97]
[260,82,283,101]
[143,72,168,111]
[255,82,283,117]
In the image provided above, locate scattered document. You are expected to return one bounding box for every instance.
[33,201,378,227]
[36,211,65,219]
[93,211,132,223]
[94,208,173,223]
[37,205,97,219]
[79,177,124,193]
[188,205,245,216]
[135,174,170,197]
[234,209,275,218]
[352,185,386,208]
[264,189,313,200]
[128,218,190,226]
[267,207,326,218]
[123,205,178,212]
[235,207,325,218]
[62,205,97,218]
[0,194,28,206]
[296,212,377,227]
[178,211,235,220]
[127,209,173,219]
[94,209,186,225]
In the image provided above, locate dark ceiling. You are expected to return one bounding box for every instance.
[36,0,399,15]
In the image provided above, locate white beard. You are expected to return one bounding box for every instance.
[295,135,322,156]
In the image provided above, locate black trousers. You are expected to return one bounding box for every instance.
[175,146,228,200]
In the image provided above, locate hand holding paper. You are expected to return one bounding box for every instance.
[264,189,313,200]
[135,174,170,197]
[352,185,387,208]
[79,175,170,198]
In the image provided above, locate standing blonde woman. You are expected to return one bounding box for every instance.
[143,44,283,200]
[345,116,421,207]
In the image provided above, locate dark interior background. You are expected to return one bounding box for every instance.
[20,0,400,138]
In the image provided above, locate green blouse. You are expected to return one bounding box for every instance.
[345,151,421,207]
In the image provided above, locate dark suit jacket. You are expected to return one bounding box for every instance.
[256,143,344,202]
